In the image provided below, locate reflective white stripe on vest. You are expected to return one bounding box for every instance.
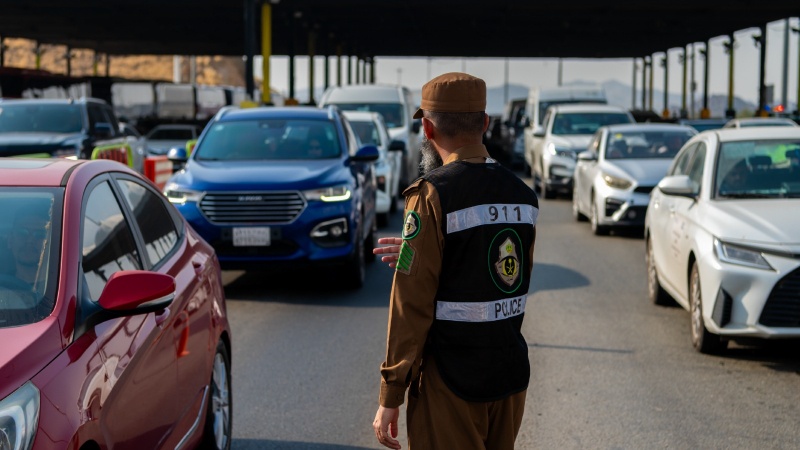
[436,295,527,322]
[446,204,538,234]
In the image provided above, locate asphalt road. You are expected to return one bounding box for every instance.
[224,179,800,450]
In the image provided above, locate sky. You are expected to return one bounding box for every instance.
[256,18,800,108]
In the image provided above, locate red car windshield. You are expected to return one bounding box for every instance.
[0,188,62,328]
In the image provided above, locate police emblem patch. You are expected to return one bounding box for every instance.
[488,229,523,293]
[403,211,420,240]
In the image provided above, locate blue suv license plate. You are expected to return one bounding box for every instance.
[233,227,271,247]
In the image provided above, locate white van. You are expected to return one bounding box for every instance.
[112,82,155,121]
[523,86,607,175]
[319,85,420,189]
[155,83,195,120]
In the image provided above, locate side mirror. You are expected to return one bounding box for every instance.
[352,145,380,162]
[411,119,421,134]
[98,271,175,313]
[533,129,546,138]
[76,271,176,337]
[577,151,597,162]
[388,140,406,152]
[167,146,188,173]
[658,175,695,197]
[94,123,114,139]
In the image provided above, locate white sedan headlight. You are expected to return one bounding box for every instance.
[0,382,40,450]
[164,183,204,204]
[714,238,774,270]
[602,172,633,190]
[303,185,352,202]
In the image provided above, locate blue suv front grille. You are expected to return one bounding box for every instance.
[199,191,306,225]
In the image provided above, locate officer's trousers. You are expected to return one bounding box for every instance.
[406,358,526,450]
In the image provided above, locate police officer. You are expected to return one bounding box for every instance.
[372,73,539,450]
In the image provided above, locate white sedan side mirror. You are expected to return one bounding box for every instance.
[658,175,695,197]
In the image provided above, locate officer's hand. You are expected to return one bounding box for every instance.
[373,237,403,269]
[373,405,401,449]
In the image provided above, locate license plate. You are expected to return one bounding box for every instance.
[232,227,271,247]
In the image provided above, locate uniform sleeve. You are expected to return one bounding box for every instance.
[379,180,445,408]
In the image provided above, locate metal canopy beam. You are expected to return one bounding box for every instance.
[0,1,797,58]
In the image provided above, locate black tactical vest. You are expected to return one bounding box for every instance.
[422,160,538,402]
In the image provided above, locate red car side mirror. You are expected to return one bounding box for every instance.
[98,271,175,313]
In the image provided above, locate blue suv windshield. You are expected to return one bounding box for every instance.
[195,119,342,161]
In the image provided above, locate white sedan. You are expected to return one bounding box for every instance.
[573,123,696,235]
[344,111,402,225]
[645,127,800,353]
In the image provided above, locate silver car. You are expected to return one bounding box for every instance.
[573,124,696,235]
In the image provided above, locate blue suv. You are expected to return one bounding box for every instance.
[165,106,379,287]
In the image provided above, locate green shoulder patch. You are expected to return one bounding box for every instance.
[403,211,421,240]
[396,241,416,275]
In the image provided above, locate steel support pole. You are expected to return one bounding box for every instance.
[632,58,637,110]
[94,52,99,76]
[189,56,197,84]
[347,55,352,85]
[504,58,509,106]
[362,58,367,84]
[261,3,272,104]
[557,58,563,86]
[796,26,800,115]
[105,54,110,77]
[66,46,71,77]
[662,53,669,118]
[641,57,647,110]
[758,24,767,116]
[336,44,342,87]
[243,0,255,100]
[726,33,735,118]
[308,31,316,105]
[781,18,789,110]
[370,58,375,84]
[324,42,330,91]
[690,44,696,118]
[0,35,4,68]
[681,46,687,118]
[702,41,710,118]
[648,57,654,110]
[288,15,296,101]
[355,58,360,84]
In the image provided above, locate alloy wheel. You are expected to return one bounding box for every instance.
[211,353,231,449]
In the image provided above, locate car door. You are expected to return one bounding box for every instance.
[578,130,603,212]
[650,143,698,295]
[112,174,215,446]
[79,176,180,448]
[666,142,708,303]
[532,110,552,178]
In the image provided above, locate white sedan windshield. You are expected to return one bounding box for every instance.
[715,140,800,198]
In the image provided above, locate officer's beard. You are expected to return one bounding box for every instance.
[419,136,443,174]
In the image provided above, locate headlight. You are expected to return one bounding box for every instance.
[547,143,575,158]
[602,172,633,190]
[310,217,350,247]
[303,185,351,202]
[714,238,774,270]
[0,382,40,450]
[164,183,204,204]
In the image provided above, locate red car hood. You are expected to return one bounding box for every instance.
[0,317,63,400]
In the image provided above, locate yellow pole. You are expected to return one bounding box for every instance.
[35,42,41,70]
[261,3,272,104]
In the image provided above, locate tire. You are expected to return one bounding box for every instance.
[524,161,532,177]
[690,262,726,354]
[377,212,389,228]
[572,188,588,222]
[646,237,671,305]
[365,219,377,263]
[199,341,232,450]
[342,233,366,289]
[590,196,609,235]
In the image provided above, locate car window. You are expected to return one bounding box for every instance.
[670,143,698,176]
[0,103,84,134]
[715,139,800,198]
[552,113,632,136]
[104,106,121,135]
[87,104,109,129]
[351,120,382,146]
[331,103,405,128]
[81,181,141,301]
[687,143,707,194]
[116,180,179,266]
[605,130,694,159]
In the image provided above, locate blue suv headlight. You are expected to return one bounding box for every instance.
[302,184,351,202]
[310,217,350,247]
[164,183,204,205]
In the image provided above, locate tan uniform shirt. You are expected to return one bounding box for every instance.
[379,144,536,408]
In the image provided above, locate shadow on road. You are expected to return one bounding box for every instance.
[720,340,800,374]
[233,440,374,450]
[528,342,634,354]
[529,263,591,294]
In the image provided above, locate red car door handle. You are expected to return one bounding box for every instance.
[192,261,206,279]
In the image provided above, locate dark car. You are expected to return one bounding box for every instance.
[165,106,380,287]
[500,99,527,166]
[0,98,135,164]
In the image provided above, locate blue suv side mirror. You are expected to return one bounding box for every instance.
[352,145,380,162]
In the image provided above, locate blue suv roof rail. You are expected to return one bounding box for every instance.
[213,105,240,122]
[326,105,340,120]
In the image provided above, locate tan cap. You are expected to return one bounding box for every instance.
[413,72,487,119]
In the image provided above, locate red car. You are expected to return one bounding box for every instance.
[0,158,232,450]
